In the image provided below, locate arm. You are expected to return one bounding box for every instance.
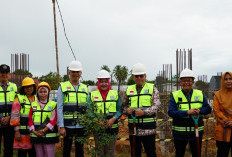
[107,95,123,128]
[113,95,123,120]
[10,97,21,127]
[46,106,57,131]
[57,86,64,128]
[143,87,161,116]
[199,95,212,115]
[168,95,188,118]
[213,94,228,124]
[28,108,35,131]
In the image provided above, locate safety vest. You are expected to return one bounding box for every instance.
[0,82,17,117]
[17,94,36,134]
[60,81,88,127]
[172,89,204,134]
[30,100,58,144]
[126,83,156,130]
[91,90,118,129]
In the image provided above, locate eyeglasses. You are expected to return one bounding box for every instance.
[181,80,193,83]
[135,75,144,78]
[71,71,81,74]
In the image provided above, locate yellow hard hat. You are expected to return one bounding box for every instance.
[22,77,35,87]
[36,81,51,92]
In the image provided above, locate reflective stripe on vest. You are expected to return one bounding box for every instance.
[172,126,204,132]
[0,82,17,116]
[172,89,203,111]
[128,117,157,123]
[91,90,118,114]
[60,81,88,127]
[30,132,58,138]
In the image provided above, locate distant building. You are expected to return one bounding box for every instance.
[209,76,221,91]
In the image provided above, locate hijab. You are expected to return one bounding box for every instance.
[97,78,111,101]
[37,86,49,104]
[215,72,232,115]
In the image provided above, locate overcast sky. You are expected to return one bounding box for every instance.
[1,0,232,81]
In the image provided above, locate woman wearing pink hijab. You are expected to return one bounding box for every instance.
[88,70,123,157]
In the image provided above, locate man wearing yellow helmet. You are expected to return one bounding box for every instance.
[10,77,36,157]
[0,64,17,157]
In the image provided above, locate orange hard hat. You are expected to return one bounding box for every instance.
[36,82,51,92]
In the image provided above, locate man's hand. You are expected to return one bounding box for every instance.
[59,127,66,137]
[2,116,10,125]
[127,107,134,115]
[15,131,21,141]
[106,117,116,128]
[135,108,145,117]
[187,109,200,115]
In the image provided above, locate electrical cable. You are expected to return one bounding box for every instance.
[55,0,77,60]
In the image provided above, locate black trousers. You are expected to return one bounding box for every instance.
[0,126,14,157]
[18,144,36,157]
[216,140,232,157]
[174,137,202,157]
[129,134,156,157]
[63,128,85,157]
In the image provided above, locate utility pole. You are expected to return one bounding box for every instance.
[52,0,60,82]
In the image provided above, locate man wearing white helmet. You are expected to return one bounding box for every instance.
[57,61,88,157]
[88,70,122,157]
[123,63,161,157]
[168,68,211,157]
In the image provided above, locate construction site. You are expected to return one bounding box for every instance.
[5,49,220,157]
[1,1,231,157]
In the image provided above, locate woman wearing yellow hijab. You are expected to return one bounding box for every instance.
[213,71,232,157]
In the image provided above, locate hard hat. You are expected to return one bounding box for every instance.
[180,68,195,79]
[132,63,146,75]
[22,77,35,87]
[68,61,82,71]
[37,82,51,92]
[97,70,110,79]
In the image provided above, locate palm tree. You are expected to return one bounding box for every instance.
[113,65,128,92]
[101,65,111,73]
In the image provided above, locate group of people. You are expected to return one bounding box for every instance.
[0,61,232,157]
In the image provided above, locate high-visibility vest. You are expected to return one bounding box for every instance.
[17,94,36,135]
[60,81,88,127]
[172,89,204,133]
[126,83,156,130]
[30,100,58,144]
[91,90,118,129]
[0,82,17,117]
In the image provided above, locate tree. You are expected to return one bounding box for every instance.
[13,69,32,77]
[38,72,59,90]
[101,65,114,84]
[82,80,95,86]
[113,65,128,92]
[127,75,135,85]
[101,65,111,73]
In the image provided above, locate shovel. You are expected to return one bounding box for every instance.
[131,108,138,157]
[191,114,200,157]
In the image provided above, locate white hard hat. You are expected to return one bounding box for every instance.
[180,68,195,79]
[132,63,146,75]
[97,70,110,79]
[68,61,83,71]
